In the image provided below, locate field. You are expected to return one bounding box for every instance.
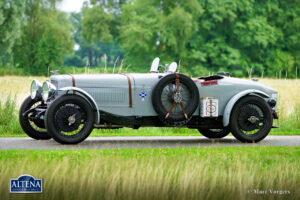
[0,147,299,200]
[0,76,299,136]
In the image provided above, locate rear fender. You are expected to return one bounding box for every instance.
[223,89,269,127]
[58,87,100,124]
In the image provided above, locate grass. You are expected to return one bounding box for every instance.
[0,95,23,135]
[0,76,299,136]
[0,62,134,77]
[0,76,47,106]
[260,79,300,133]
[0,147,299,200]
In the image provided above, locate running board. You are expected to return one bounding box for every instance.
[272,126,279,128]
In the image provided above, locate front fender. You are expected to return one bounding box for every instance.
[58,87,100,124]
[223,89,269,127]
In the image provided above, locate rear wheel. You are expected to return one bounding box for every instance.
[19,96,51,140]
[198,128,230,139]
[230,96,272,143]
[45,95,95,144]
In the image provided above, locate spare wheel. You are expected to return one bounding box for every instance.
[152,73,199,126]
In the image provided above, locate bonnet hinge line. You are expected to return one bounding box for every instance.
[122,74,133,107]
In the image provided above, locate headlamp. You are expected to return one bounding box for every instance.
[268,98,277,108]
[42,81,57,101]
[30,79,42,100]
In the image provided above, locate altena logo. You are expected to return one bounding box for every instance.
[10,175,42,193]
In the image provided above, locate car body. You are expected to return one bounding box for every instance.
[19,58,279,144]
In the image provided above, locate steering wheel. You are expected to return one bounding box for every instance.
[158,65,167,73]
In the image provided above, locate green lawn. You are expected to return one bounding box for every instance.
[0,127,299,137]
[0,147,299,200]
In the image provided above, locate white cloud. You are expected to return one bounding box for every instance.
[58,0,86,13]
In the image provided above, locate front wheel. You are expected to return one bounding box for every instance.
[230,96,272,143]
[198,128,230,139]
[45,95,95,144]
[19,96,51,140]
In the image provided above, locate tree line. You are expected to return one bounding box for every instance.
[0,0,299,77]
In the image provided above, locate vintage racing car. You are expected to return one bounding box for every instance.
[19,58,279,144]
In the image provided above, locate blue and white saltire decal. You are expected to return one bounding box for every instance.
[139,92,147,99]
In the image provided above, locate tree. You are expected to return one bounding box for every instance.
[120,0,161,68]
[2,0,300,78]
[81,6,113,66]
[119,0,203,69]
[0,0,25,65]
[117,0,299,77]
[13,0,73,75]
[185,0,298,77]
[36,11,74,71]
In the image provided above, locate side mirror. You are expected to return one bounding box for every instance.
[150,57,160,73]
[168,62,177,73]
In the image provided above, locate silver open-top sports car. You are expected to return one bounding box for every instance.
[19,58,279,144]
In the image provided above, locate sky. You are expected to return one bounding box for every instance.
[57,0,86,13]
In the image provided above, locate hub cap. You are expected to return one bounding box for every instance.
[68,114,76,126]
[173,92,183,103]
[248,116,259,124]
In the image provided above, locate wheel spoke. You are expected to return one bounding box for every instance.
[168,84,174,93]
[259,118,264,122]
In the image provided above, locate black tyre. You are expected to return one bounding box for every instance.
[198,128,230,139]
[45,95,94,144]
[19,96,51,140]
[152,73,199,126]
[230,96,272,143]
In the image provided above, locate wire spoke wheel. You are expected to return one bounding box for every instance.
[19,96,51,140]
[54,103,88,137]
[230,96,272,143]
[45,95,94,144]
[152,73,199,126]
